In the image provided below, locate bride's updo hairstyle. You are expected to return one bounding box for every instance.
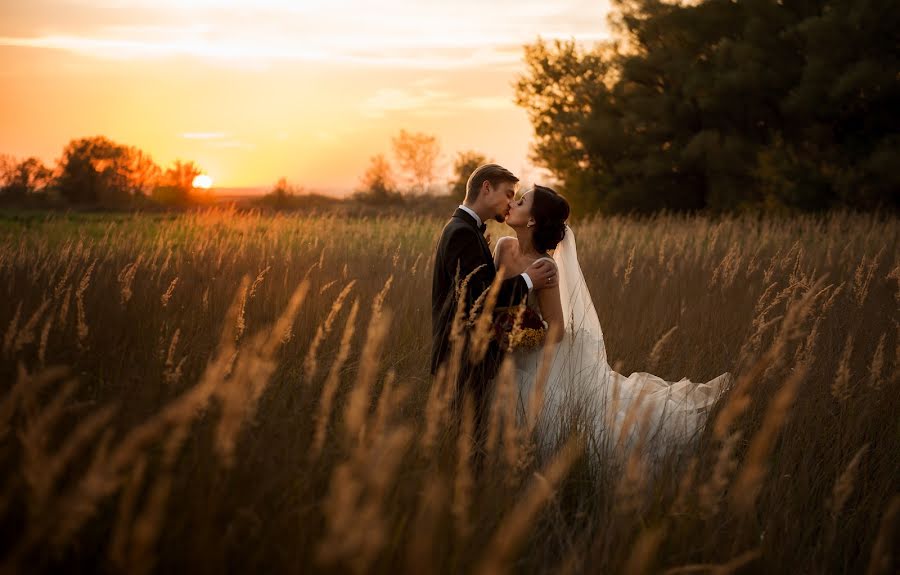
[531,185,570,253]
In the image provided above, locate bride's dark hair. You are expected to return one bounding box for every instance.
[530,185,570,253]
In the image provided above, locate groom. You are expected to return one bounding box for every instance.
[431,164,557,445]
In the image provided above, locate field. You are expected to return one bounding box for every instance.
[0,208,897,574]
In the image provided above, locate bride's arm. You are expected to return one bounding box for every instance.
[537,277,564,344]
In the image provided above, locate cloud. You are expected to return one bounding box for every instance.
[0,0,611,68]
[0,33,534,70]
[179,132,253,150]
[361,88,514,118]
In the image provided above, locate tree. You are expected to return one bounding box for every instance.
[163,160,201,192]
[0,157,53,198]
[448,151,491,201]
[265,177,306,208]
[391,130,441,195]
[57,136,150,206]
[124,147,161,198]
[272,177,295,199]
[153,160,201,206]
[0,155,14,189]
[516,39,612,213]
[515,0,900,213]
[357,154,402,203]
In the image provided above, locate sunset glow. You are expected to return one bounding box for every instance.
[0,1,611,192]
[192,174,213,189]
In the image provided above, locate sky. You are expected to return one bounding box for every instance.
[0,0,611,193]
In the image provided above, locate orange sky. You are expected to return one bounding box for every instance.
[0,0,610,193]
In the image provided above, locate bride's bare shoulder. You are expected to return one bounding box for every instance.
[493,235,517,265]
[495,235,517,251]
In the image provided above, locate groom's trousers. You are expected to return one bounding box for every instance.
[448,339,505,475]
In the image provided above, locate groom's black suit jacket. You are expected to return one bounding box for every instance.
[430,208,529,385]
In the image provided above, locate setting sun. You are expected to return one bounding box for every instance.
[192,174,213,189]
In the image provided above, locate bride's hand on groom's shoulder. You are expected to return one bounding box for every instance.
[527,259,558,290]
[484,231,492,248]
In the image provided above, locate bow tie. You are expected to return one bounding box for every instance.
[479,222,487,234]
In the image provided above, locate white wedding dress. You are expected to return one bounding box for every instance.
[495,229,732,460]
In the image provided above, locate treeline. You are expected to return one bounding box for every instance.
[262,128,491,209]
[1,130,494,212]
[0,136,207,209]
[353,129,489,204]
[516,0,899,214]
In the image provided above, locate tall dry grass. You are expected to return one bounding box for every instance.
[0,207,897,574]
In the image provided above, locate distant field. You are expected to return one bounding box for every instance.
[0,208,896,574]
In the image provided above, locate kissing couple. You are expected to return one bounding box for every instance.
[430,164,732,461]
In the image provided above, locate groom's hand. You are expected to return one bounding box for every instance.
[527,259,558,290]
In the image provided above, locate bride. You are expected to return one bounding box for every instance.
[493,185,732,459]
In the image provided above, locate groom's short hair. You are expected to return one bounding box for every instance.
[465,164,519,203]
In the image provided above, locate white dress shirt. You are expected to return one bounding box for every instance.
[458,204,533,290]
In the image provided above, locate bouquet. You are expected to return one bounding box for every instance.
[492,305,548,351]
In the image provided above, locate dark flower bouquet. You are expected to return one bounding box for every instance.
[492,305,548,351]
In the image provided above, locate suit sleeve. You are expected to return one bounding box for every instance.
[444,226,527,313]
